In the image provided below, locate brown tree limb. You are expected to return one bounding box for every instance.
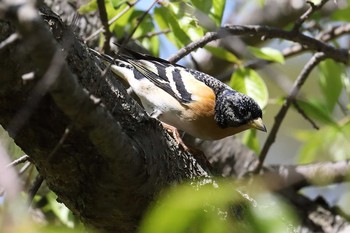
[168,24,349,64]
[0,1,212,232]
[217,22,350,82]
[266,160,350,190]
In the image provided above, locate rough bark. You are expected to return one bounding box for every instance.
[0,2,210,232]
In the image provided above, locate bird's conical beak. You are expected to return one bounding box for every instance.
[250,118,267,132]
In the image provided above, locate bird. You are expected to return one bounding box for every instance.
[90,46,266,150]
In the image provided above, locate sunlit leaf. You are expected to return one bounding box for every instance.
[230,67,269,109]
[130,11,154,39]
[46,192,75,228]
[140,180,298,233]
[190,0,226,27]
[204,46,240,63]
[342,74,350,102]
[78,0,97,14]
[296,120,350,163]
[154,5,193,48]
[331,5,350,21]
[140,181,239,233]
[108,3,135,38]
[247,193,298,233]
[110,0,129,9]
[318,59,344,112]
[257,0,265,7]
[295,99,335,125]
[248,46,285,64]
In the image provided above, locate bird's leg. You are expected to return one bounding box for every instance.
[161,123,215,173]
[161,122,190,151]
[149,109,189,151]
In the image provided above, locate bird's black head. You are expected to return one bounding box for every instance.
[214,89,265,131]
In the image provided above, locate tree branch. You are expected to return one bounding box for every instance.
[256,53,327,172]
[292,0,330,32]
[0,1,212,232]
[168,24,349,64]
[97,0,111,53]
[266,160,350,190]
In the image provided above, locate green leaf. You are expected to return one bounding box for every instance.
[318,60,344,112]
[204,46,240,63]
[78,0,97,14]
[45,192,75,228]
[257,0,265,7]
[140,180,297,233]
[129,10,154,38]
[110,0,129,9]
[295,99,336,125]
[331,5,350,21]
[296,121,350,164]
[230,67,269,109]
[242,130,260,154]
[190,0,226,27]
[248,46,285,64]
[247,193,298,233]
[108,3,135,38]
[140,181,238,233]
[154,5,193,48]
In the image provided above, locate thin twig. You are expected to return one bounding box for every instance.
[27,174,44,206]
[84,0,140,42]
[256,53,327,173]
[292,100,320,130]
[120,0,159,48]
[168,31,219,63]
[134,29,170,40]
[0,33,20,51]
[97,0,111,53]
[6,154,30,167]
[48,125,72,162]
[19,161,31,175]
[292,0,330,32]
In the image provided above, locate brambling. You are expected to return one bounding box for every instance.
[90,47,266,149]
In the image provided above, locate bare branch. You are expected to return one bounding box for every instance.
[292,100,320,130]
[27,174,43,205]
[265,160,350,190]
[221,25,349,63]
[0,33,20,51]
[134,29,170,40]
[6,155,30,167]
[292,0,330,32]
[218,22,350,81]
[168,31,220,63]
[168,24,349,64]
[256,53,327,173]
